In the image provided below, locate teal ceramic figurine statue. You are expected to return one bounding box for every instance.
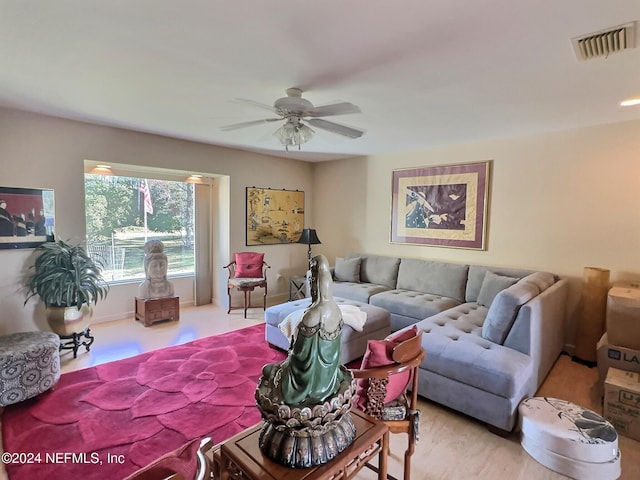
[265,254,344,406]
[255,254,356,467]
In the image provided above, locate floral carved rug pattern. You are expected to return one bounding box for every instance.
[2,323,285,479]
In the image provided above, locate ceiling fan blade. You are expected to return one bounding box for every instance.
[306,118,365,139]
[220,118,282,131]
[306,102,361,117]
[232,98,277,113]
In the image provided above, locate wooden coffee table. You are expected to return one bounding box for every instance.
[216,408,389,480]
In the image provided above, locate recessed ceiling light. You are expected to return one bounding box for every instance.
[620,97,640,107]
[185,174,204,184]
[90,165,113,175]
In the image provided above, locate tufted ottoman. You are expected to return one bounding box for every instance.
[265,297,391,363]
[0,332,61,406]
[518,397,621,479]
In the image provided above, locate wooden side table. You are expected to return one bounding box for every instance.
[218,408,388,480]
[134,296,180,327]
[289,274,307,301]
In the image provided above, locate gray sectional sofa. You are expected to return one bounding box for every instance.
[332,252,568,432]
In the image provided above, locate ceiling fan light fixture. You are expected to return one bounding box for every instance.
[223,88,363,150]
[274,119,314,151]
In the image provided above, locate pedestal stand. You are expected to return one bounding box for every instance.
[574,267,610,365]
[135,296,180,327]
[58,328,94,359]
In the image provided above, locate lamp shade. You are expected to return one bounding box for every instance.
[297,229,321,245]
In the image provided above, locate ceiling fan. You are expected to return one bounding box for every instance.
[221,88,364,150]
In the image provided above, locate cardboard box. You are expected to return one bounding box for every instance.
[597,333,640,385]
[607,284,640,350]
[603,367,640,441]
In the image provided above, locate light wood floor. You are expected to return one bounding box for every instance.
[4,304,640,479]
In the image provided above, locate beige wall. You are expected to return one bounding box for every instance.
[313,119,640,350]
[0,107,314,333]
[3,106,639,349]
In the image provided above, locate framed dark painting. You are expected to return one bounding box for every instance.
[246,187,304,245]
[391,161,491,249]
[0,186,55,249]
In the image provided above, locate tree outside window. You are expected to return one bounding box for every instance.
[84,174,195,281]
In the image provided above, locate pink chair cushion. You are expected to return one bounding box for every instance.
[354,325,419,410]
[234,252,264,278]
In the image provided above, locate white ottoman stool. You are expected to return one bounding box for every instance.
[265,297,391,363]
[0,332,61,406]
[518,397,621,480]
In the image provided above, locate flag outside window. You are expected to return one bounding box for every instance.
[139,179,153,215]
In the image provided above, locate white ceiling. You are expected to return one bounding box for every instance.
[1,1,639,162]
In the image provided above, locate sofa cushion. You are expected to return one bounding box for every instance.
[477,271,519,307]
[348,253,400,289]
[482,280,539,344]
[354,326,419,410]
[465,265,536,302]
[415,304,534,398]
[396,258,468,302]
[334,257,361,282]
[370,290,461,320]
[333,282,391,303]
[520,271,555,292]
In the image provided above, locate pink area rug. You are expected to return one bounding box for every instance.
[2,323,285,479]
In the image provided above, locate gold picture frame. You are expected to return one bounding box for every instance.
[391,161,491,249]
[246,187,305,245]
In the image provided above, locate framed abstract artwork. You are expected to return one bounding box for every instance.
[0,186,55,249]
[391,161,491,249]
[246,187,305,245]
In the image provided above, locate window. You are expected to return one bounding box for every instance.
[84,173,195,282]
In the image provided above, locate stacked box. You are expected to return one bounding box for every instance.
[607,284,640,350]
[596,333,640,387]
[603,368,640,441]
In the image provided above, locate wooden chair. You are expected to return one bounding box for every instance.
[124,437,214,480]
[350,331,425,480]
[224,252,270,318]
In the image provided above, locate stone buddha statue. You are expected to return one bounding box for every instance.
[137,240,175,299]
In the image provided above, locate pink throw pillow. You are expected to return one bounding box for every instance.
[354,326,419,411]
[235,252,264,278]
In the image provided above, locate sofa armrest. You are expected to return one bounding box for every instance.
[503,278,568,389]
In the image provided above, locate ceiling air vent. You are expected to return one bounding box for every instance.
[571,22,636,60]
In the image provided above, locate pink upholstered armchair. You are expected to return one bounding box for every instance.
[224,252,270,318]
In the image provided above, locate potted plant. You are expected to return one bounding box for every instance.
[24,239,109,336]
